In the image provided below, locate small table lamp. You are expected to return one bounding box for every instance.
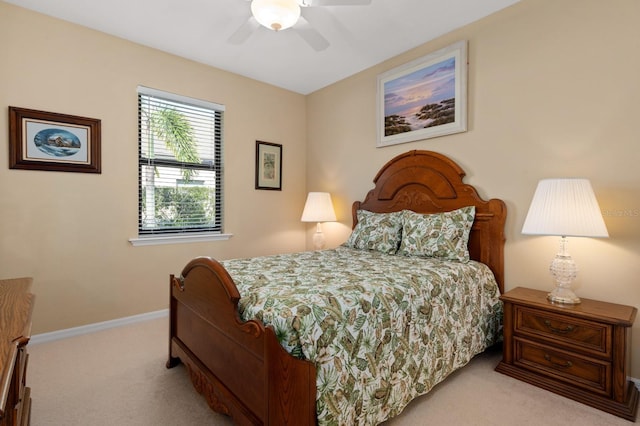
[521,178,608,304]
[301,192,336,250]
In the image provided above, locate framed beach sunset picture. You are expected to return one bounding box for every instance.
[377,40,467,147]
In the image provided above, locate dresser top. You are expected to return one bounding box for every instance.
[0,277,34,416]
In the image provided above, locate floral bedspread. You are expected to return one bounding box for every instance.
[221,246,502,425]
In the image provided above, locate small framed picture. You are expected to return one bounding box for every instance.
[377,40,468,147]
[9,106,101,173]
[255,141,282,190]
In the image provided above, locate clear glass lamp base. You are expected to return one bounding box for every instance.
[311,222,326,250]
[547,236,581,305]
[547,286,581,304]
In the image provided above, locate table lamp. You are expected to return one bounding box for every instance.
[521,178,608,304]
[301,192,336,250]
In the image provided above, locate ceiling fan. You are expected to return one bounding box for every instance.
[228,0,372,51]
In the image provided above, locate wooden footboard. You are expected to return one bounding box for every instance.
[166,256,317,425]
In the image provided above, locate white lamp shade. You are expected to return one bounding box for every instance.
[251,0,301,31]
[301,192,336,222]
[522,178,608,237]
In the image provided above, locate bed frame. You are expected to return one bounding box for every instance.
[166,150,507,425]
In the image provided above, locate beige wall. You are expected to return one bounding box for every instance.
[0,3,308,333]
[307,0,640,377]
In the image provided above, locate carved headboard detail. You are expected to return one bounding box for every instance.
[352,150,507,292]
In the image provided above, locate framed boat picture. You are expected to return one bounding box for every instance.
[9,106,101,173]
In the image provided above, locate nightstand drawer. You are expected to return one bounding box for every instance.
[515,306,611,357]
[514,338,611,396]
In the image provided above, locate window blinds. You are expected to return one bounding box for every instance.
[137,86,224,235]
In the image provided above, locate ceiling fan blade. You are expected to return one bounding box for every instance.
[228,16,260,45]
[295,17,330,51]
[299,0,371,6]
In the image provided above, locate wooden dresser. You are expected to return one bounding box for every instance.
[0,278,34,426]
[496,287,638,421]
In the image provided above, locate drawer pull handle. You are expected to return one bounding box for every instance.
[544,353,573,369]
[544,320,574,334]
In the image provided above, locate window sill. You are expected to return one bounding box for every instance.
[129,233,233,247]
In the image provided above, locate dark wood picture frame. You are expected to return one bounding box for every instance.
[255,140,282,190]
[9,106,101,173]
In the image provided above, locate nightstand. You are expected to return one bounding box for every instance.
[495,287,639,421]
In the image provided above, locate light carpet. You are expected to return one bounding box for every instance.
[27,317,632,425]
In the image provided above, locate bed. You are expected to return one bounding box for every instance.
[166,150,507,425]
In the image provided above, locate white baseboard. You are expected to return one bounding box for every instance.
[30,309,169,345]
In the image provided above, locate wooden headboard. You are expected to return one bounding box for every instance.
[353,150,507,293]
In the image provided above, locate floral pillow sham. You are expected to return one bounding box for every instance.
[397,206,476,262]
[343,210,402,254]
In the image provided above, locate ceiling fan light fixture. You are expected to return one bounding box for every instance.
[251,0,301,31]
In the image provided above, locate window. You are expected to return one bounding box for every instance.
[136,86,224,240]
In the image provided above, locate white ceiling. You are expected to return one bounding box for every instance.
[4,0,520,94]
